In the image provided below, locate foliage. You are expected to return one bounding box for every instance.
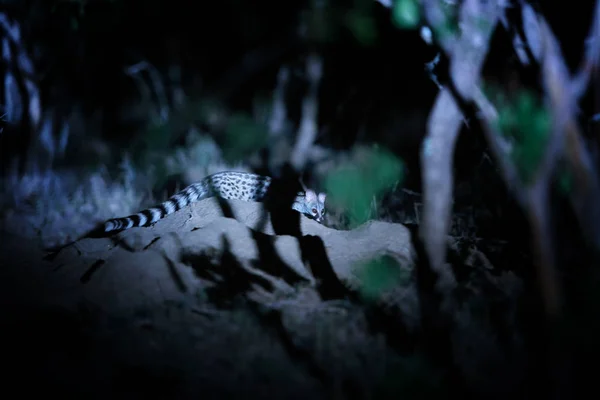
[142,120,172,153]
[392,0,421,30]
[222,113,268,164]
[345,8,378,46]
[427,0,459,40]
[0,159,147,246]
[354,255,410,302]
[299,0,381,46]
[556,167,573,194]
[491,86,551,185]
[324,145,404,228]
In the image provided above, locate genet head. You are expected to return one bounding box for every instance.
[302,189,327,223]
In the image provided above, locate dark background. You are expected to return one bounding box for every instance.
[0,1,599,399]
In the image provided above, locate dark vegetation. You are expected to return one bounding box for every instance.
[1,0,599,398]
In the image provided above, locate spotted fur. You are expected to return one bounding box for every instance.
[103,171,326,233]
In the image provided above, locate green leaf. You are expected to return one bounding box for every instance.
[222,113,268,163]
[324,145,404,228]
[354,255,409,302]
[557,167,573,194]
[494,88,550,184]
[392,0,421,30]
[346,10,378,46]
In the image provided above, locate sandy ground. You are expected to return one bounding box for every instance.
[0,199,428,399]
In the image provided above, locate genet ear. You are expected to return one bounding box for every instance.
[318,192,326,203]
[305,189,317,202]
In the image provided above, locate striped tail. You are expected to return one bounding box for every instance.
[103,181,211,233]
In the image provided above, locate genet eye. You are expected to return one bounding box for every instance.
[311,208,317,214]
